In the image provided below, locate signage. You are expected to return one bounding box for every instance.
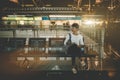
[50,17,81,20]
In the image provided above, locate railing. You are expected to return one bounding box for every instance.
[105,44,120,59]
[111,48,120,59]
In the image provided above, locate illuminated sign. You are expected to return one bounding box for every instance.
[34,17,42,20]
[49,15,75,17]
[50,17,81,20]
[42,15,81,20]
[42,16,49,20]
[2,17,33,20]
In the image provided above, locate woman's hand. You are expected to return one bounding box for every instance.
[78,45,84,48]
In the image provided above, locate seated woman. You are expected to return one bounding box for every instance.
[64,23,85,73]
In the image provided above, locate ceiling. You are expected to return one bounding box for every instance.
[0,0,120,17]
[0,0,114,8]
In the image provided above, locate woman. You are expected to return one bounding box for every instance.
[64,23,84,73]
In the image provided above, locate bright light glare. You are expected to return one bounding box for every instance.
[19,21,24,25]
[84,20,95,25]
[83,20,103,25]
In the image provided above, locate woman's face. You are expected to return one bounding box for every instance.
[71,27,79,34]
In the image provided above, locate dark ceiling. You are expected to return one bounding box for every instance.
[0,0,112,8]
[0,0,120,16]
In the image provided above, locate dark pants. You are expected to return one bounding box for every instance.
[71,51,85,67]
[67,44,83,67]
[72,56,76,66]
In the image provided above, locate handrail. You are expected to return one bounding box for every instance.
[104,44,120,59]
[111,48,120,58]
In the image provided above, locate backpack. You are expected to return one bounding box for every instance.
[65,33,84,56]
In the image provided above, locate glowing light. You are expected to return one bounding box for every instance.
[83,19,103,26]
[2,17,7,20]
[10,0,18,3]
[108,71,116,78]
[85,20,95,25]
[19,21,24,25]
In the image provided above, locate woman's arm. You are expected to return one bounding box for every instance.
[64,34,70,46]
[79,36,84,47]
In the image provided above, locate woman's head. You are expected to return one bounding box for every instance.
[71,23,79,34]
[72,23,79,29]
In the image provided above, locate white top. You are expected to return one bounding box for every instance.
[64,32,84,46]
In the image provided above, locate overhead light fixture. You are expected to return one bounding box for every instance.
[45,4,51,7]
[10,0,18,3]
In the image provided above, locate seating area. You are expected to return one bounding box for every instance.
[48,38,65,54]
[0,37,97,58]
[0,37,98,71]
[0,38,8,51]
[1,37,118,78]
[0,38,26,52]
[0,37,98,57]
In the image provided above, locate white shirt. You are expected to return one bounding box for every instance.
[64,32,84,46]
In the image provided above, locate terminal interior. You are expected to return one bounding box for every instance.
[0,0,120,80]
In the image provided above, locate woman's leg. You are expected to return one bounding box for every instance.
[72,56,76,66]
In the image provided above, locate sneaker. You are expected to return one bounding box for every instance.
[81,60,86,67]
[72,67,77,74]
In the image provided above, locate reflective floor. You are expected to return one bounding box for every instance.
[0,33,120,80]
[0,50,120,80]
